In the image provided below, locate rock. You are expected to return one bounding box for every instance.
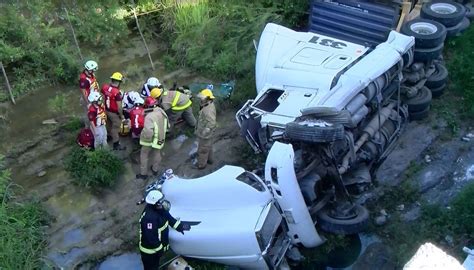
[37,170,47,177]
[374,215,388,226]
[425,155,432,163]
[404,242,463,270]
[417,167,447,193]
[445,235,454,247]
[380,209,388,216]
[352,242,395,270]
[466,133,474,138]
[42,119,58,125]
[462,137,471,142]
[401,206,421,222]
[396,204,405,211]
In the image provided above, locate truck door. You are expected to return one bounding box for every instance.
[265,142,324,248]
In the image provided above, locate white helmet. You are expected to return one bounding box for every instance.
[134,96,145,105]
[146,77,160,88]
[145,190,163,205]
[129,91,141,103]
[84,60,98,71]
[88,91,102,103]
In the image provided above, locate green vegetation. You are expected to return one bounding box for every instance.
[64,147,124,189]
[62,116,84,132]
[48,93,68,114]
[0,155,48,269]
[155,0,309,104]
[445,26,474,114]
[0,1,129,102]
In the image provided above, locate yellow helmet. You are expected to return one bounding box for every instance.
[150,87,162,99]
[200,88,215,99]
[110,72,123,81]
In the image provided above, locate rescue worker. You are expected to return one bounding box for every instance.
[122,91,140,119]
[137,98,169,180]
[79,60,99,104]
[101,72,126,150]
[129,96,145,139]
[139,190,193,270]
[195,87,217,169]
[157,87,196,134]
[140,77,161,98]
[87,92,108,149]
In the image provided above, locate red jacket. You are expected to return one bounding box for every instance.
[101,83,123,113]
[79,71,98,98]
[88,104,107,127]
[129,106,145,135]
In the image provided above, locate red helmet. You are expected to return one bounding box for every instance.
[144,96,158,108]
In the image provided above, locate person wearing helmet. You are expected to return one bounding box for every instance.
[140,77,162,98]
[87,92,108,149]
[194,87,217,169]
[129,96,146,139]
[101,72,126,151]
[79,60,99,105]
[139,190,193,270]
[158,88,196,136]
[137,99,169,180]
[122,91,140,119]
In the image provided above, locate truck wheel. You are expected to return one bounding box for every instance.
[317,205,369,235]
[429,83,447,98]
[401,19,447,48]
[426,62,448,89]
[446,17,470,37]
[414,42,444,62]
[406,86,432,112]
[409,106,431,121]
[421,1,466,27]
[285,120,344,143]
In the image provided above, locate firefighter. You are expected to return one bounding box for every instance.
[101,72,126,150]
[87,92,108,149]
[139,190,193,270]
[137,98,169,180]
[195,87,217,169]
[157,87,196,134]
[79,60,99,105]
[122,91,141,119]
[140,77,162,98]
[129,96,145,139]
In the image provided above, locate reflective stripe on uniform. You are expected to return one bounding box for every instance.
[171,92,192,111]
[139,116,167,149]
[173,219,181,229]
[139,243,163,254]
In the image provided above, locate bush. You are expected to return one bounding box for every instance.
[64,147,124,189]
[62,117,84,132]
[0,155,48,269]
[48,93,68,114]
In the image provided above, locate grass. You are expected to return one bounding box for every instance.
[48,93,68,114]
[0,155,48,269]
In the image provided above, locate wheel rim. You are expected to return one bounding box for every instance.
[430,3,457,14]
[410,22,438,35]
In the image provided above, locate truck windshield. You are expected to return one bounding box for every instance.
[236,172,266,192]
[253,89,284,112]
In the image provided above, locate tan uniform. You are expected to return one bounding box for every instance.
[139,107,169,175]
[160,90,196,131]
[195,101,216,168]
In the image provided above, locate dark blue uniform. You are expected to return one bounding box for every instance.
[139,205,184,270]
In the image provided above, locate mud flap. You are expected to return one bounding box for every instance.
[265,142,324,248]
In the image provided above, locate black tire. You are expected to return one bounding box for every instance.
[301,108,352,126]
[429,83,447,98]
[317,205,369,235]
[426,62,449,89]
[421,0,466,27]
[466,3,474,20]
[401,18,447,48]
[301,107,341,117]
[414,42,444,61]
[406,86,432,112]
[409,105,431,121]
[446,17,469,36]
[285,120,344,143]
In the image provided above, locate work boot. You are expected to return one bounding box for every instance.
[136,174,148,180]
[113,142,126,151]
[150,166,160,176]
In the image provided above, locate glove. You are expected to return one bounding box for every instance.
[182,223,191,231]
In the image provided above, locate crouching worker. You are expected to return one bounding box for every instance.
[139,190,194,270]
[195,88,217,169]
[157,87,196,135]
[87,92,108,149]
[136,98,169,180]
[129,96,145,139]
